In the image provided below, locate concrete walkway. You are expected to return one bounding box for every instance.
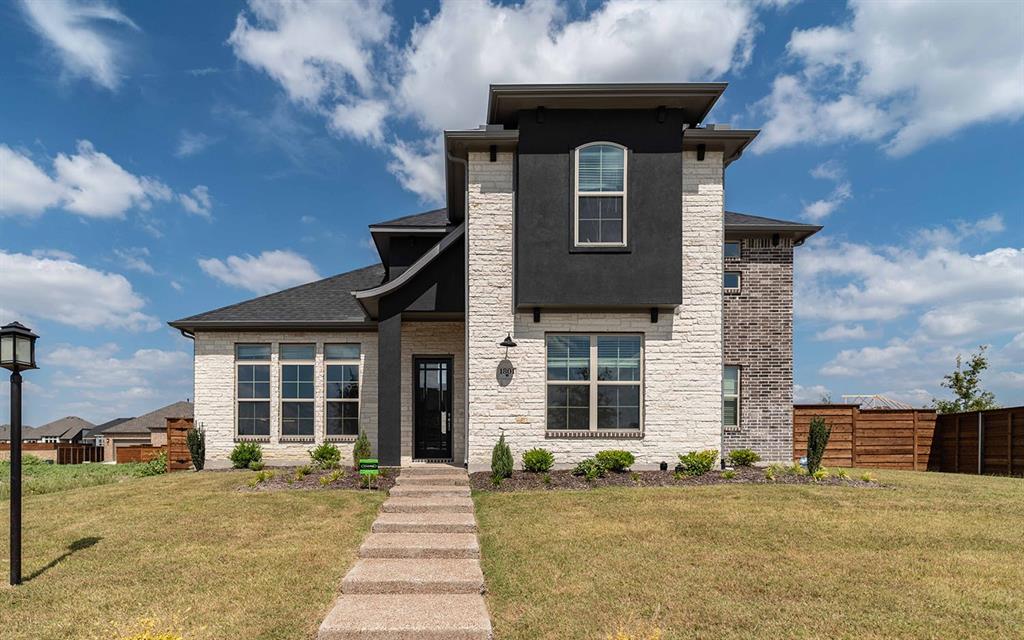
[318,466,493,639]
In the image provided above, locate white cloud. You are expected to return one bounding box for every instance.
[226,0,759,201]
[19,0,139,90]
[54,140,172,217]
[793,383,832,403]
[755,1,1024,155]
[918,214,1006,248]
[802,161,852,221]
[0,145,67,215]
[0,250,159,331]
[820,343,915,376]
[227,0,393,105]
[170,280,183,292]
[31,248,76,261]
[175,130,217,158]
[178,185,213,218]
[814,323,868,341]
[198,250,320,294]
[112,247,154,274]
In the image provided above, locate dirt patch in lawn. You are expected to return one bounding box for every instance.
[240,466,398,492]
[471,466,881,492]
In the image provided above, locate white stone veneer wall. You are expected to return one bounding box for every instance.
[399,321,466,465]
[193,331,378,467]
[465,150,724,470]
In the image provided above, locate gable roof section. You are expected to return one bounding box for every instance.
[0,425,38,441]
[90,417,134,435]
[370,208,448,229]
[32,416,94,440]
[103,401,193,434]
[169,264,385,331]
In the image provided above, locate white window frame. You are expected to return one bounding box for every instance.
[724,271,742,293]
[574,141,628,248]
[724,365,741,430]
[279,343,315,441]
[324,344,361,442]
[235,343,271,440]
[545,333,644,436]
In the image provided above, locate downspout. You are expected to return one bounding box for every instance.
[448,150,471,468]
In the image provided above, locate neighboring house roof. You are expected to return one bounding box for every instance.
[31,416,94,440]
[103,401,193,435]
[169,264,385,330]
[370,208,449,229]
[90,417,134,436]
[0,425,37,441]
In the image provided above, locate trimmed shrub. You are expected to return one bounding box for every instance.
[595,450,635,472]
[309,442,341,469]
[229,442,262,470]
[676,449,718,477]
[572,457,605,481]
[352,432,372,470]
[727,448,761,467]
[491,432,513,481]
[521,448,554,473]
[186,425,205,471]
[136,451,168,477]
[722,470,737,480]
[248,461,265,471]
[806,416,832,474]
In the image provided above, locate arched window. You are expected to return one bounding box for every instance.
[574,142,627,246]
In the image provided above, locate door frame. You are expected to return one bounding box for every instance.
[411,354,455,461]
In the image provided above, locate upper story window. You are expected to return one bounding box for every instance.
[575,142,627,247]
[724,241,741,259]
[236,344,270,438]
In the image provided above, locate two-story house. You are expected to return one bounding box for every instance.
[170,83,820,469]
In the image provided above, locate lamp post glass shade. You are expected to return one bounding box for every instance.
[0,322,38,371]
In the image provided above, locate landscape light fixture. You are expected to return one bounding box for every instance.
[1,321,39,586]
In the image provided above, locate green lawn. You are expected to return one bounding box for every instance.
[0,460,157,500]
[475,469,1024,640]
[0,471,384,639]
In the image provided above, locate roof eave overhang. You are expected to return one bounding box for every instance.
[682,128,759,167]
[444,129,519,224]
[725,223,823,243]
[487,83,728,128]
[167,320,378,332]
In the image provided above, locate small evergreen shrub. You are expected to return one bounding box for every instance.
[722,470,737,479]
[806,416,832,474]
[248,470,275,487]
[727,448,761,467]
[352,432,372,470]
[248,461,265,471]
[294,464,312,481]
[676,450,718,476]
[229,442,262,469]
[860,472,874,482]
[811,468,829,481]
[521,447,555,472]
[595,449,635,472]
[786,462,807,476]
[764,466,776,481]
[319,468,345,486]
[491,432,513,481]
[309,442,341,469]
[835,468,850,480]
[572,457,605,481]
[186,425,205,471]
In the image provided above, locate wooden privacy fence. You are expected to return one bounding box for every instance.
[932,407,1022,476]
[166,417,194,472]
[793,405,937,471]
[116,445,165,464]
[0,442,103,464]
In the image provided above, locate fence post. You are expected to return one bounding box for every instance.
[912,410,919,471]
[977,411,984,475]
[1009,411,1014,476]
[851,405,859,467]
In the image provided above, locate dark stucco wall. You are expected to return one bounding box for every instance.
[378,235,465,318]
[515,108,684,307]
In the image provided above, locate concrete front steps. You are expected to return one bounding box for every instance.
[318,465,492,640]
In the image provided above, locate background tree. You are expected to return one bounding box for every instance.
[933,346,999,414]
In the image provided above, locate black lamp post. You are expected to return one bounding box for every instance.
[1,321,39,586]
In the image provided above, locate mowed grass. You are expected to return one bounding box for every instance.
[0,471,384,639]
[475,470,1024,639]
[0,460,156,499]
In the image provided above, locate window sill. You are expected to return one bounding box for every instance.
[546,430,644,439]
[325,435,358,443]
[569,244,631,254]
[724,288,741,295]
[234,436,270,443]
[723,426,741,433]
[279,436,315,443]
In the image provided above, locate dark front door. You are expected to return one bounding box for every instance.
[414,357,453,460]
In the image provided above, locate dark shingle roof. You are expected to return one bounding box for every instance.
[31,416,94,440]
[90,417,134,435]
[725,211,821,231]
[371,208,448,228]
[103,401,193,434]
[170,263,385,328]
[0,425,37,441]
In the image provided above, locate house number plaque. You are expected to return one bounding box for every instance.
[496,359,515,387]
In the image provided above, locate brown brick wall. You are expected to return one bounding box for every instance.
[723,237,794,461]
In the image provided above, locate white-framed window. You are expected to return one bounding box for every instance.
[546,334,642,433]
[236,343,271,438]
[724,241,741,259]
[325,343,360,440]
[723,365,740,429]
[724,271,741,292]
[280,343,315,439]
[574,142,627,247]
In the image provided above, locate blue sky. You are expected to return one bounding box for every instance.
[1,0,1022,426]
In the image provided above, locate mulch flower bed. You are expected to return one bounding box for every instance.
[240,466,397,492]
[470,466,882,492]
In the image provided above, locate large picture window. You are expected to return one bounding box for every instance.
[723,365,740,429]
[280,343,314,438]
[325,344,360,439]
[546,334,642,434]
[236,343,270,438]
[574,142,627,247]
